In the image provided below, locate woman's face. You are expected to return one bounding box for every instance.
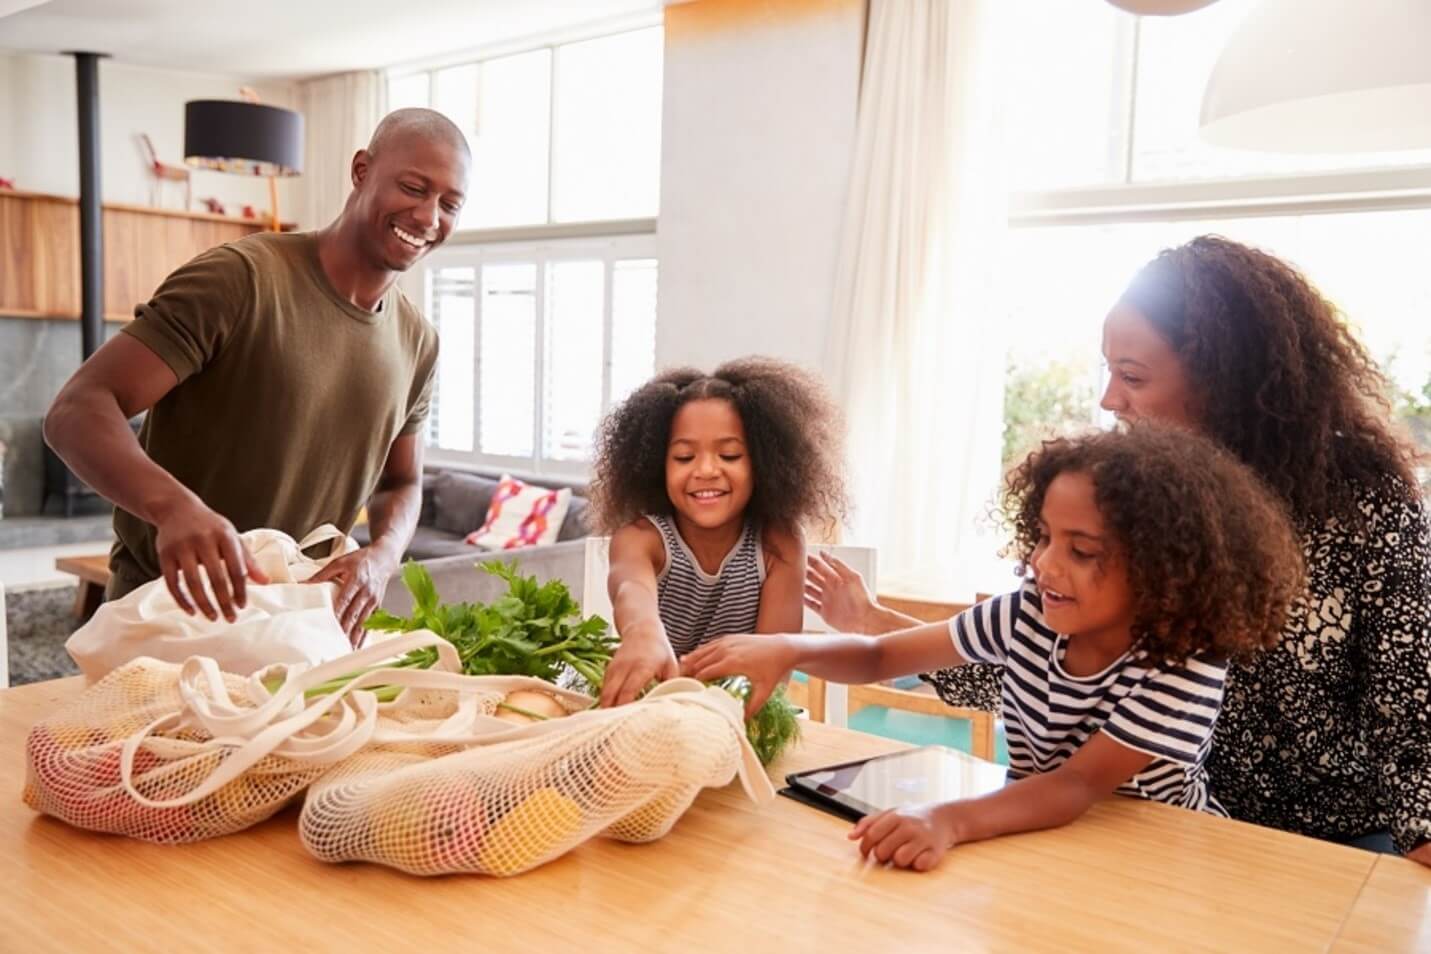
[1100,302,1202,432]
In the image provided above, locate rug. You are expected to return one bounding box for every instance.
[5,584,83,686]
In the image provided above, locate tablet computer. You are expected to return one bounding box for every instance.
[785,745,1007,820]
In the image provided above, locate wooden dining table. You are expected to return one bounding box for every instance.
[4,676,1428,953]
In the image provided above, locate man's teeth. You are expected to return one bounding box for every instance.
[393,225,427,249]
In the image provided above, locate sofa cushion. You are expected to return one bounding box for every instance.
[405,526,480,561]
[381,538,590,616]
[350,524,473,562]
[557,495,590,541]
[430,471,502,536]
[418,471,441,527]
[465,476,571,550]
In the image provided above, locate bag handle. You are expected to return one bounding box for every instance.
[295,523,356,559]
[120,636,773,809]
[643,678,776,805]
[120,631,469,807]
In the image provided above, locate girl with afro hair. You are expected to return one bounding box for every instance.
[590,357,848,707]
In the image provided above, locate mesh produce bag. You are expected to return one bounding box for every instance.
[298,677,773,876]
[23,631,519,843]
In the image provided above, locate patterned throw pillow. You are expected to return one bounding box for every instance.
[464,475,572,550]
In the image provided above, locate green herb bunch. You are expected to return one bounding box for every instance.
[357,560,800,764]
[366,561,615,691]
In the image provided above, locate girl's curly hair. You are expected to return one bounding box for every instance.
[1121,235,1420,524]
[588,357,848,537]
[1004,424,1305,668]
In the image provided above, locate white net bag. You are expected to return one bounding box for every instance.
[299,678,774,877]
[23,631,502,843]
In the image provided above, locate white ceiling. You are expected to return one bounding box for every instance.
[0,0,664,80]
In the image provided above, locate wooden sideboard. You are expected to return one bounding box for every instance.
[0,189,294,323]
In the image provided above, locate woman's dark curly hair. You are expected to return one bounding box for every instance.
[588,357,848,537]
[1121,235,1420,525]
[1003,424,1305,668]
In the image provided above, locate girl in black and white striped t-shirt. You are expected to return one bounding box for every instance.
[684,425,1305,871]
[589,358,848,708]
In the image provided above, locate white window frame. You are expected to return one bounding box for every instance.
[1008,16,1431,229]
[421,229,658,478]
[385,14,664,235]
[1002,13,1431,428]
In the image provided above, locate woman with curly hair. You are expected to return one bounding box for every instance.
[684,425,1304,870]
[1101,236,1431,864]
[806,236,1431,864]
[589,357,848,708]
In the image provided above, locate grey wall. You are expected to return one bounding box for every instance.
[0,316,124,515]
[0,316,124,417]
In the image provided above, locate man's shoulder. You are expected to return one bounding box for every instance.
[391,286,437,352]
[222,230,317,273]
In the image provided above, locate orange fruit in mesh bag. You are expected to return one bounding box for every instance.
[369,775,488,875]
[200,770,300,831]
[603,788,700,843]
[477,787,583,876]
[25,725,128,812]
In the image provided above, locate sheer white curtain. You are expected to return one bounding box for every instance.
[826,0,1007,599]
[296,71,386,230]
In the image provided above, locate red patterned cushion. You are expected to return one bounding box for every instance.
[464,475,572,550]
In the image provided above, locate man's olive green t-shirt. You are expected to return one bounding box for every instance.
[110,231,438,596]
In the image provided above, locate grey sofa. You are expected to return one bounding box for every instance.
[379,538,590,617]
[354,466,591,562]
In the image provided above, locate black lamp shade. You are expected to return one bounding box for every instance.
[184,100,303,177]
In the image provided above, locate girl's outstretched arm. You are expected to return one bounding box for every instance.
[851,732,1154,870]
[602,521,678,707]
[681,620,967,716]
[755,524,806,634]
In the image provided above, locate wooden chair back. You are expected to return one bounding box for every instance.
[793,593,999,761]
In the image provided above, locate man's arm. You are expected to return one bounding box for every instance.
[308,432,424,644]
[45,334,267,621]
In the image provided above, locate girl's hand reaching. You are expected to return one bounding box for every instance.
[681,634,797,718]
[805,552,878,632]
[849,802,963,872]
[600,629,679,708]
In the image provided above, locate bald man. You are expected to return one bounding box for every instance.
[45,108,471,643]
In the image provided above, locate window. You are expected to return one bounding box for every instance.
[388,24,663,230]
[395,22,664,471]
[996,0,1431,484]
[423,236,659,475]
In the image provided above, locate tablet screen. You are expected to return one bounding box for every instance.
[787,746,1007,818]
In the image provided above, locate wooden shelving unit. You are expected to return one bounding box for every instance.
[0,188,296,322]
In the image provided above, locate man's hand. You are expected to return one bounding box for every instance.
[154,497,269,623]
[600,627,679,708]
[307,546,399,645]
[680,634,797,718]
[848,802,964,872]
[806,552,878,632]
